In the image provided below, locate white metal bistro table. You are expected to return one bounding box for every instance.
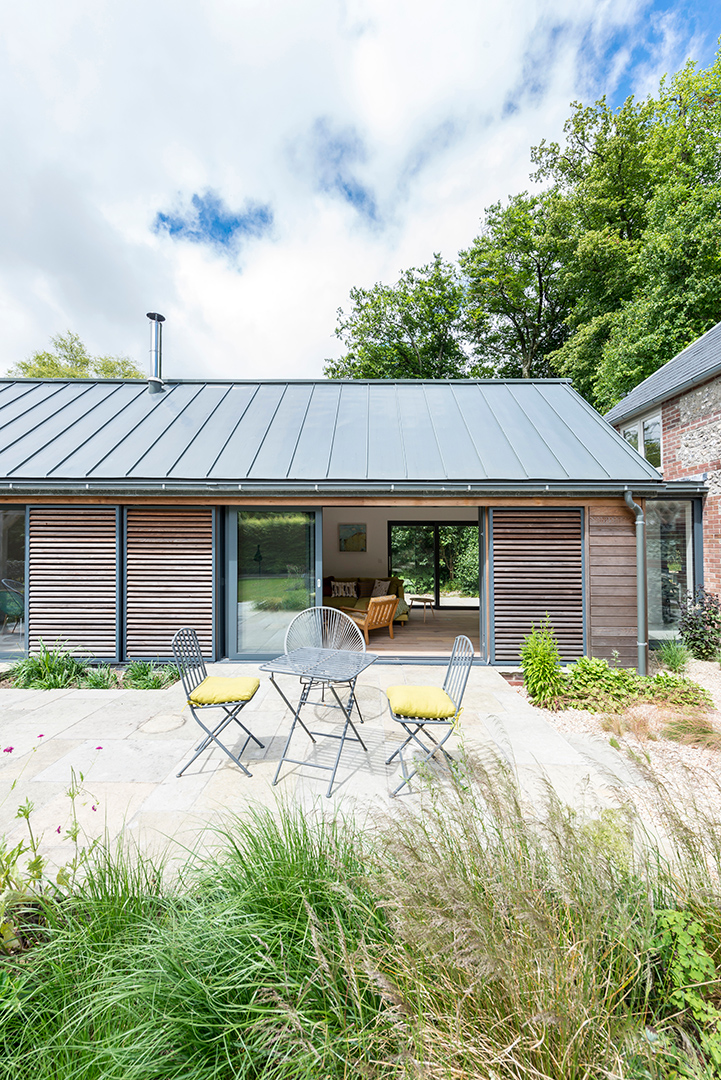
[260,646,378,798]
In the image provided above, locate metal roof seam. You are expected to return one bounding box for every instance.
[165,383,235,475]
[245,383,290,477]
[507,384,570,477]
[2,382,98,474]
[325,383,343,480]
[45,382,132,475]
[448,383,487,478]
[206,383,260,475]
[534,383,611,479]
[123,384,206,477]
[0,382,70,436]
[477,384,527,476]
[83,382,180,475]
[0,382,47,421]
[419,382,445,477]
[395,382,409,479]
[569,385,662,479]
[286,382,316,478]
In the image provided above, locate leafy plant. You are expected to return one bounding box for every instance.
[652,909,721,1067]
[80,664,119,689]
[653,639,690,674]
[7,642,88,689]
[122,661,179,690]
[519,615,564,706]
[678,586,721,660]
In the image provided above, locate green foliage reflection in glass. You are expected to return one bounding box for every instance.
[390,523,478,599]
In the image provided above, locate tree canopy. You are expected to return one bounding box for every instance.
[324,256,472,380]
[8,332,144,380]
[326,50,721,412]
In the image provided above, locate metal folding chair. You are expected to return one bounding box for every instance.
[172,627,264,778]
[385,634,474,796]
[284,607,366,721]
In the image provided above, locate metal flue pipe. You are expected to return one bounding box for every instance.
[624,488,647,675]
[146,312,165,394]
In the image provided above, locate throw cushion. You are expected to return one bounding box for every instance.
[332,579,358,598]
[386,685,457,719]
[371,578,391,597]
[190,676,260,705]
[357,579,374,598]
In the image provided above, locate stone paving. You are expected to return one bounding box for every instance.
[0,663,633,869]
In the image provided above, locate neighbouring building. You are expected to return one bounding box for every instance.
[606,321,721,642]
[0,376,707,667]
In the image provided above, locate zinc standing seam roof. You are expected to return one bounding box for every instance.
[0,377,662,486]
[605,320,721,426]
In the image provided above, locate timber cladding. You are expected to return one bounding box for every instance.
[491,508,584,664]
[124,509,214,659]
[28,507,119,658]
[588,504,638,668]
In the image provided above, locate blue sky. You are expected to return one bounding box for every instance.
[0,0,719,379]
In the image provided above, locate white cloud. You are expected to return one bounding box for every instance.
[0,0,710,378]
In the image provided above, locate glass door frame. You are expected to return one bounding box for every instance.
[387,519,480,609]
[224,506,323,660]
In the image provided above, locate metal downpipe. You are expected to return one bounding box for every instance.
[624,489,647,675]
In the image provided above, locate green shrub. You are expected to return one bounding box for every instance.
[653,638,690,673]
[557,657,712,713]
[678,586,721,660]
[7,642,88,689]
[122,661,179,689]
[80,665,119,689]
[563,655,639,711]
[520,615,564,706]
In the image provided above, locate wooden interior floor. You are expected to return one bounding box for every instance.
[369,608,481,657]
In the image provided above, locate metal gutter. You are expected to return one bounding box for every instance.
[0,479,708,499]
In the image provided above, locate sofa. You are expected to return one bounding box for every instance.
[322,576,409,624]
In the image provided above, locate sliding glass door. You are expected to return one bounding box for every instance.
[389,522,479,608]
[228,509,320,657]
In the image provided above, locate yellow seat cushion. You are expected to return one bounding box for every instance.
[386,685,457,719]
[189,676,260,706]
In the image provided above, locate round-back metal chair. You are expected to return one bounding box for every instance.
[284,606,365,654]
[283,606,366,721]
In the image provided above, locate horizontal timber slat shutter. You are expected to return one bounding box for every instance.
[28,508,119,657]
[491,508,584,663]
[125,509,214,659]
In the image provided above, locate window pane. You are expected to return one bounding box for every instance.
[236,511,315,654]
[438,525,479,607]
[623,426,639,450]
[646,501,692,640]
[0,508,25,661]
[642,417,661,467]
[390,525,435,596]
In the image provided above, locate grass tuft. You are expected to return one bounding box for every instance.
[5,769,721,1076]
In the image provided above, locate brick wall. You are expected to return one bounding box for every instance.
[634,377,721,593]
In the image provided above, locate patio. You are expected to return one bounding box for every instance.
[0,663,635,868]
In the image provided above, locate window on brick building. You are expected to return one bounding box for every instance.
[646,500,693,641]
[621,412,662,469]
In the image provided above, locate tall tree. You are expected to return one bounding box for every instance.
[459,191,572,378]
[324,255,471,380]
[8,331,144,379]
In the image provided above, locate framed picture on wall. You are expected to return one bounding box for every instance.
[339,523,367,552]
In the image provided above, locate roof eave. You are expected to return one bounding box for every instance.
[0,478,706,499]
[605,361,721,425]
